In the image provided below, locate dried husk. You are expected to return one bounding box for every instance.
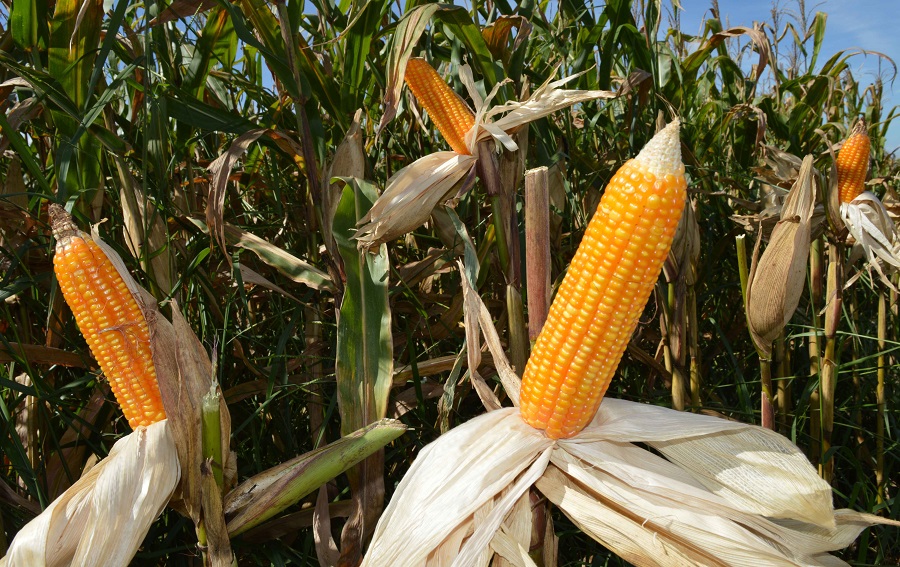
[361,400,899,567]
[354,152,477,248]
[144,297,234,525]
[841,191,900,289]
[116,160,173,294]
[746,155,817,356]
[96,213,236,530]
[1,421,179,567]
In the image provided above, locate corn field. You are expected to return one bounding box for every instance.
[0,0,898,565]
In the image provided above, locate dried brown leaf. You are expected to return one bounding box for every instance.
[314,486,341,567]
[148,0,218,27]
[207,129,269,256]
[238,264,301,304]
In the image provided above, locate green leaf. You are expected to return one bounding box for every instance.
[433,5,501,87]
[48,0,102,110]
[10,0,48,51]
[0,111,52,196]
[333,179,393,433]
[340,0,390,116]
[186,218,335,292]
[164,90,258,134]
[224,419,406,536]
[807,12,827,73]
[183,6,235,98]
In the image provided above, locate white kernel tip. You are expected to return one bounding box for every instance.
[634,118,682,178]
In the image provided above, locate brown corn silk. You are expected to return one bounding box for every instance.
[519,121,687,439]
[837,119,870,203]
[403,57,475,155]
[50,204,165,428]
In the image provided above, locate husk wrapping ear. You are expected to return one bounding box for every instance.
[746,155,817,357]
[1,421,179,567]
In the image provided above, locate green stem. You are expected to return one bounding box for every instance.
[876,288,886,503]
[202,383,224,489]
[688,285,701,408]
[820,241,842,483]
[736,234,773,428]
[808,236,824,466]
[490,195,512,279]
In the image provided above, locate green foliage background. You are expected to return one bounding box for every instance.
[0,0,897,564]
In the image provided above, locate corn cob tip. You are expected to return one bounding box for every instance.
[635,119,682,178]
[48,203,81,244]
[851,117,867,137]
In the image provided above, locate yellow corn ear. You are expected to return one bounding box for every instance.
[404,57,475,155]
[49,204,165,428]
[519,121,687,439]
[836,119,870,203]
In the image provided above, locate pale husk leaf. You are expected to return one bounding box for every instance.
[2,421,179,567]
[459,257,501,411]
[536,465,716,567]
[841,191,900,279]
[362,400,892,567]
[552,405,892,565]
[458,259,521,406]
[453,448,551,567]
[73,421,179,564]
[354,152,476,248]
[361,410,550,566]
[482,70,649,139]
[492,491,536,567]
[569,398,833,526]
[552,442,833,565]
[490,529,537,567]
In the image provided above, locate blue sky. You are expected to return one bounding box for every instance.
[674,0,900,154]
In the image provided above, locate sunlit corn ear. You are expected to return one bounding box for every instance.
[836,119,870,204]
[1,421,179,567]
[832,116,900,289]
[404,58,475,155]
[746,155,817,357]
[519,120,686,439]
[359,125,897,567]
[49,204,166,428]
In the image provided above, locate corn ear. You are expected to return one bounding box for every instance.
[519,121,686,439]
[836,119,870,203]
[404,57,475,155]
[49,204,165,428]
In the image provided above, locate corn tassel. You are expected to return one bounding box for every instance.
[519,121,687,439]
[404,57,475,155]
[49,204,165,428]
[836,119,870,203]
